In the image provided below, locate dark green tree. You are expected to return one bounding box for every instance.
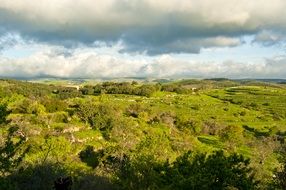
[0,126,29,176]
[115,151,258,190]
[0,104,9,124]
[166,151,257,190]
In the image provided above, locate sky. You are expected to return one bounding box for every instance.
[0,0,286,79]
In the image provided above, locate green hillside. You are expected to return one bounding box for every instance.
[0,79,286,189]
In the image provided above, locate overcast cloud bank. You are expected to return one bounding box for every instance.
[0,0,286,78]
[1,0,286,54]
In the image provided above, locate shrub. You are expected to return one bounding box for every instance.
[79,146,104,169]
[115,151,258,190]
[0,126,29,175]
[0,104,9,124]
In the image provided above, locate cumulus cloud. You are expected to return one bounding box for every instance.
[0,44,285,79]
[253,30,286,46]
[1,0,286,54]
[1,0,285,79]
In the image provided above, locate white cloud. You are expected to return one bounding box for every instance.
[1,1,286,79]
[1,0,286,54]
[0,43,285,79]
[253,30,286,46]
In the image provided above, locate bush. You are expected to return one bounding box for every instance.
[75,101,121,139]
[27,102,46,115]
[0,104,9,124]
[0,126,29,175]
[166,151,257,190]
[175,116,202,134]
[115,151,258,190]
[220,125,243,141]
[79,146,104,169]
[41,98,68,113]
[125,104,146,118]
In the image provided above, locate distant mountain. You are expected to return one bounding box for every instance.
[235,79,286,84]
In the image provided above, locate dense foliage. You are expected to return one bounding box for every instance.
[116,151,257,190]
[0,78,286,189]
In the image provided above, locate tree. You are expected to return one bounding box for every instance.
[115,151,258,190]
[0,126,29,176]
[0,104,9,124]
[166,151,257,190]
[75,101,121,139]
[136,85,157,97]
[27,101,46,115]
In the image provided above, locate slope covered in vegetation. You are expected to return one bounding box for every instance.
[0,79,286,189]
